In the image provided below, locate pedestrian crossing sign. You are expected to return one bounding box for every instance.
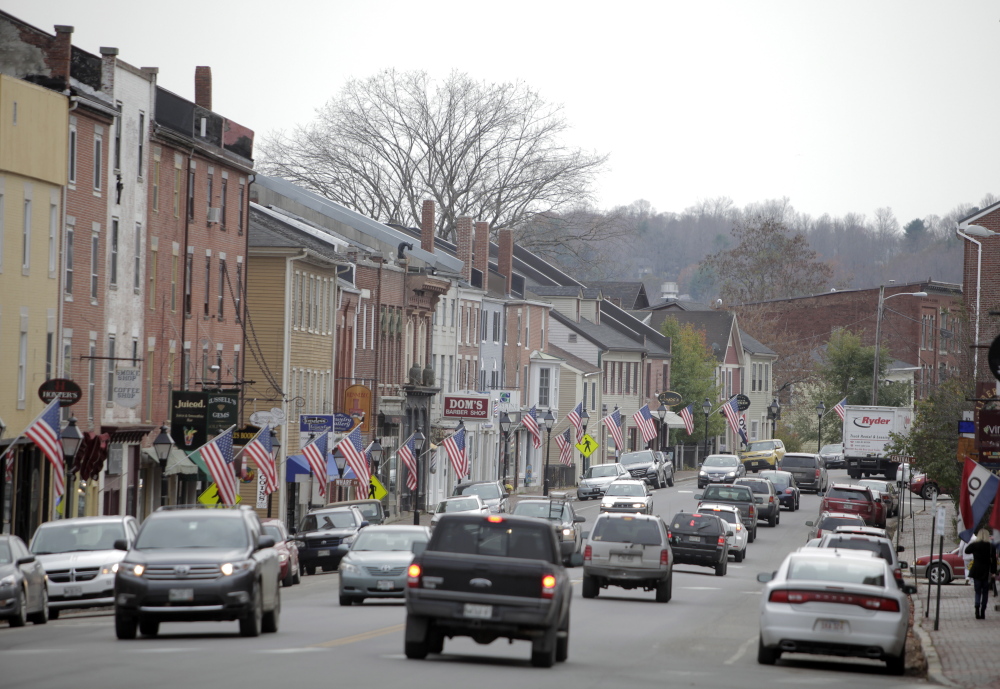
[198,482,241,505]
[367,475,388,501]
[576,434,598,458]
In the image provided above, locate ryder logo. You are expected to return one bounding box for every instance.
[853,416,891,428]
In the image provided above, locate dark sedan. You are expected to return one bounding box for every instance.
[758,470,800,511]
[0,535,48,627]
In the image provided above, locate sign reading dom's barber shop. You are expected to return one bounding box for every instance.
[443,394,490,420]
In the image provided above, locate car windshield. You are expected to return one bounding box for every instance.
[820,444,842,454]
[459,483,501,500]
[0,542,11,564]
[701,485,753,502]
[512,502,570,521]
[605,483,645,497]
[437,498,480,513]
[825,487,869,501]
[860,481,890,492]
[821,537,893,564]
[351,529,427,552]
[31,521,126,554]
[819,516,866,531]
[586,465,619,478]
[780,455,817,467]
[135,516,248,550]
[787,557,886,587]
[591,517,662,545]
[704,509,739,525]
[746,441,775,452]
[619,451,654,465]
[352,504,381,519]
[433,521,553,561]
[300,510,359,531]
[761,472,790,489]
[703,456,738,467]
[262,524,284,542]
[671,514,722,534]
[736,480,770,494]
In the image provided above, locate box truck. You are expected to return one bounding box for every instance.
[842,405,913,481]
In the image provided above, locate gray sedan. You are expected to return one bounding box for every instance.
[338,526,430,606]
[576,463,630,500]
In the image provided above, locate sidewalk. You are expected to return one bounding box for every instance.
[905,496,1000,689]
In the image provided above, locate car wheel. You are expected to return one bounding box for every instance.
[530,625,558,668]
[404,616,430,660]
[928,562,952,585]
[139,619,160,637]
[322,565,336,572]
[115,610,138,640]
[667,472,674,487]
[48,607,59,621]
[556,613,570,661]
[282,567,295,588]
[9,590,27,627]
[922,484,938,501]
[655,575,673,603]
[292,566,301,585]
[757,635,779,665]
[794,496,800,511]
[239,586,263,637]
[734,548,744,563]
[339,594,355,606]
[768,512,777,527]
[304,565,316,576]
[885,646,905,675]
[715,559,727,576]
[262,589,280,633]
[582,574,599,599]
[28,588,48,625]
[748,528,755,544]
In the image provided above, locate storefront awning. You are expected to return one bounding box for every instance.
[661,411,686,427]
[141,447,200,476]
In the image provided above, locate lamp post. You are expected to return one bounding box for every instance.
[333,438,347,503]
[657,404,667,453]
[411,431,426,525]
[702,399,712,461]
[956,223,999,381]
[815,401,826,453]
[872,286,928,405]
[499,412,511,484]
[60,416,83,519]
[769,398,780,439]
[580,407,590,474]
[152,424,173,507]
[542,410,555,496]
[368,439,383,500]
[268,427,281,518]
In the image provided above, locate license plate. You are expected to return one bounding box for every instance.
[169,588,194,603]
[64,586,83,597]
[614,554,636,563]
[688,535,701,543]
[463,603,492,619]
[376,580,395,591]
[317,549,330,557]
[816,619,847,632]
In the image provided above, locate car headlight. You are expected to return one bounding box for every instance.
[699,470,707,476]
[726,471,736,478]
[100,562,120,575]
[339,561,360,575]
[0,574,15,587]
[220,561,254,576]
[561,528,575,540]
[632,503,646,508]
[121,562,144,577]
[278,553,289,563]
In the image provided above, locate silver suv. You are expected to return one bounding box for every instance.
[582,513,673,602]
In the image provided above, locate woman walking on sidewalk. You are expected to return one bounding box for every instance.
[966,528,998,619]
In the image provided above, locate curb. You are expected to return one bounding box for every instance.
[913,615,961,688]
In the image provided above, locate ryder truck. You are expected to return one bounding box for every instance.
[843,405,913,481]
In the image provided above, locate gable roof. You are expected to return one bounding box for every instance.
[588,282,650,310]
[740,330,777,358]
[549,310,647,353]
[546,344,602,374]
[648,310,737,363]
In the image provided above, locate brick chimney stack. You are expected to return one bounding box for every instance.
[52,25,74,89]
[473,221,490,287]
[194,66,212,110]
[99,47,118,97]
[420,200,435,253]
[456,216,474,284]
[498,229,514,296]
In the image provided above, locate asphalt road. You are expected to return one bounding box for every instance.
[0,470,928,689]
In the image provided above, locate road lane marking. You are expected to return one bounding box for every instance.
[311,623,405,648]
[724,635,756,665]
[676,490,694,494]
[261,647,326,654]
[679,586,721,590]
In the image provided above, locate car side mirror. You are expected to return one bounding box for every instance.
[411,541,427,555]
[113,538,129,551]
[694,494,703,500]
[15,555,36,566]
[726,530,734,537]
[360,521,370,528]
[896,545,906,553]
[258,535,276,550]
[573,515,586,523]
[756,572,775,583]
[804,521,814,527]
[900,561,909,570]
[336,543,350,553]
[569,553,584,567]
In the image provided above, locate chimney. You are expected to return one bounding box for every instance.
[498,229,514,296]
[420,200,435,253]
[194,66,212,110]
[473,221,490,286]
[52,25,74,89]
[456,216,474,284]
[99,47,118,97]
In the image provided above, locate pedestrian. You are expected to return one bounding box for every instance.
[966,528,998,619]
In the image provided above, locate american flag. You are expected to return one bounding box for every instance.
[721,397,748,445]
[24,399,65,496]
[398,433,418,491]
[555,427,575,466]
[567,402,584,442]
[679,404,695,435]
[191,426,237,505]
[243,425,277,494]
[336,424,370,490]
[632,404,658,444]
[442,425,468,478]
[833,397,848,421]
[523,405,542,450]
[603,407,624,452]
[302,432,329,498]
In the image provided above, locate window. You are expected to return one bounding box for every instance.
[90,233,99,300]
[113,106,122,171]
[49,203,58,276]
[152,161,159,212]
[170,253,178,312]
[539,368,550,407]
[237,183,244,234]
[133,223,141,291]
[591,378,597,410]
[516,312,522,345]
[204,255,211,317]
[87,341,96,420]
[148,246,157,309]
[187,169,195,220]
[106,336,116,402]
[109,219,119,286]
[493,311,500,342]
[220,179,227,227]
[22,199,31,270]
[137,112,144,177]
[184,253,193,316]
[65,224,74,295]
[18,331,27,404]
[235,260,242,322]
[765,364,769,392]
[94,136,103,191]
[206,172,213,217]
[173,169,180,217]
[481,308,487,341]
[68,126,77,184]
[218,258,226,319]
[752,363,757,392]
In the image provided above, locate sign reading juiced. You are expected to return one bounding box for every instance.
[443,395,490,420]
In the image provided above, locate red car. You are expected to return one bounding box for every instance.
[262,519,301,587]
[914,547,966,585]
[908,473,939,501]
[820,484,886,528]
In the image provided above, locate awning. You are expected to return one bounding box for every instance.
[285,453,361,482]
[141,447,200,476]
[660,411,686,427]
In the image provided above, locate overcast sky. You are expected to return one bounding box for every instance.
[7,1,998,226]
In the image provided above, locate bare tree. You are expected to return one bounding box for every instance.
[257,69,608,242]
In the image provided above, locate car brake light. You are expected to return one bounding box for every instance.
[660,549,670,565]
[407,563,422,588]
[583,545,592,562]
[717,535,726,545]
[487,515,503,523]
[667,531,673,540]
[815,468,821,478]
[541,574,557,599]
[769,589,899,612]
[894,568,902,580]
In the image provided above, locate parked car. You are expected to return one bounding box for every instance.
[576,462,630,500]
[819,443,845,469]
[821,484,885,528]
[667,511,731,576]
[695,483,758,543]
[696,503,749,562]
[914,546,967,585]
[697,454,746,489]
[734,477,781,527]
[776,453,828,494]
[758,470,800,511]
[511,495,586,565]
[337,525,430,605]
[0,535,48,627]
[757,549,916,674]
[600,480,654,514]
[815,532,908,587]
[113,506,280,639]
[452,480,509,513]
[739,439,786,473]
[859,479,900,517]
[619,449,672,489]
[323,499,386,525]
[29,515,139,619]
[832,524,889,539]
[582,513,673,602]
[805,511,867,541]
[261,519,300,587]
[908,472,940,501]
[430,495,490,528]
[297,506,369,575]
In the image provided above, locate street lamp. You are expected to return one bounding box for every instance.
[872,286,928,404]
[268,427,281,518]
[957,223,999,381]
[60,416,83,520]
[580,407,590,474]
[499,412,511,484]
[816,401,826,453]
[542,410,555,496]
[152,424,174,508]
[769,398,780,439]
[657,404,668,453]
[411,431,426,525]
[369,439,384,499]
[702,399,712,461]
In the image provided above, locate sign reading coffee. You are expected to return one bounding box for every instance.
[113,368,142,408]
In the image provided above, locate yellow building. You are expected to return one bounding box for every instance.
[0,74,68,535]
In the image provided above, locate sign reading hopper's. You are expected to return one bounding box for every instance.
[443,394,490,420]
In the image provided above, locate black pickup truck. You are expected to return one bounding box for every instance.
[695,484,759,543]
[404,513,575,667]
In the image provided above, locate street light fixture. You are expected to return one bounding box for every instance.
[768,398,781,439]
[369,439,384,497]
[816,401,826,453]
[542,410,555,496]
[957,223,999,381]
[60,416,83,520]
[268,428,281,518]
[702,399,712,461]
[657,404,668,453]
[499,412,511,484]
[412,430,426,525]
[152,424,173,467]
[872,286,928,405]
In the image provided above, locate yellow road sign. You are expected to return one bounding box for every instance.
[367,475,388,501]
[198,482,241,505]
[575,434,598,458]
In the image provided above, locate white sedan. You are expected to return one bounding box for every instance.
[696,503,749,562]
[756,549,916,674]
